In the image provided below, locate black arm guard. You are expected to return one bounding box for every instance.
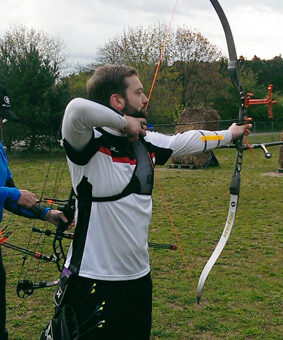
[4,178,50,220]
[4,201,50,220]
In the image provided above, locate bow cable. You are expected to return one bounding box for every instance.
[16,122,67,297]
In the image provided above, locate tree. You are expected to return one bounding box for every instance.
[95,24,222,123]
[65,71,91,99]
[235,56,283,124]
[242,55,283,91]
[96,24,171,67]
[0,26,68,150]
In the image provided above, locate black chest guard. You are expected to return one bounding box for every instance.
[64,130,155,202]
[88,139,154,202]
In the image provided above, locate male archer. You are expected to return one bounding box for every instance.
[0,84,67,340]
[41,64,251,340]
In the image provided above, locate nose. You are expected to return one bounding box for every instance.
[142,93,149,105]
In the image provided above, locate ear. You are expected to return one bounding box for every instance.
[109,94,125,111]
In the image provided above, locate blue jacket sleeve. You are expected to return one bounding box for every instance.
[0,187,21,207]
[0,144,50,221]
[0,145,21,221]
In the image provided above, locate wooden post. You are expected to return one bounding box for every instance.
[278,132,283,173]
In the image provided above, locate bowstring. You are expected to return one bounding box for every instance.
[146,0,197,293]
[30,143,67,285]
[148,154,197,294]
[146,0,179,109]
[18,123,67,291]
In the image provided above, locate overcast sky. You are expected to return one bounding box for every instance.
[1,0,282,70]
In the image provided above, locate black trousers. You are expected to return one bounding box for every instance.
[59,273,152,340]
[0,247,8,339]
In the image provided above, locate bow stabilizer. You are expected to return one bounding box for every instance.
[16,279,59,298]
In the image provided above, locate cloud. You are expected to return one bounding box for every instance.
[174,1,283,59]
[0,0,282,68]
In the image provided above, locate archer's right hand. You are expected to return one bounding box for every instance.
[17,190,38,208]
[122,115,147,142]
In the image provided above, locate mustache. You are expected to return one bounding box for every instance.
[133,105,147,119]
[133,111,147,119]
[123,99,147,118]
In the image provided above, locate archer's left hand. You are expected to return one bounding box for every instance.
[44,209,68,226]
[229,123,252,140]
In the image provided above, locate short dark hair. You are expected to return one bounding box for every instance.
[87,64,137,106]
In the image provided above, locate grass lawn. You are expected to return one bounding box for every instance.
[2,134,282,339]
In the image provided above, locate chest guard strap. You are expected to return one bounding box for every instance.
[77,139,154,202]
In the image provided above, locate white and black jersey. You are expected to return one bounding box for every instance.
[62,98,232,281]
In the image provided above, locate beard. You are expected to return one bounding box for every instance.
[122,97,147,119]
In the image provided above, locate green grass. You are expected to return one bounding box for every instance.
[3,137,283,339]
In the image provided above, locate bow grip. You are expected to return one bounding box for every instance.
[57,199,75,234]
[230,174,241,195]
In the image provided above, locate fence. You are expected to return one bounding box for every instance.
[1,119,282,151]
[151,119,282,140]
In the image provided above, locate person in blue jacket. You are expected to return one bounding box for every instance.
[0,84,67,340]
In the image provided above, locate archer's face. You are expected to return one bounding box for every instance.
[123,75,148,119]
